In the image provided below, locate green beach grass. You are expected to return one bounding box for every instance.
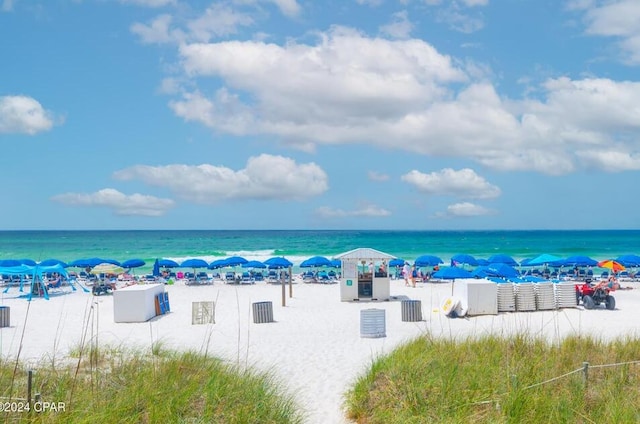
[344,334,640,423]
[0,347,304,423]
[2,334,640,423]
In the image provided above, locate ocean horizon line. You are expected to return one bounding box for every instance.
[1,229,638,233]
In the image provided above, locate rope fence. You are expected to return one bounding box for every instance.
[458,359,640,412]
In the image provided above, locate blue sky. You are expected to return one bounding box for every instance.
[2,0,640,230]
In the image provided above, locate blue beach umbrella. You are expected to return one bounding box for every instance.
[224,256,248,267]
[616,254,640,267]
[561,255,598,267]
[122,258,146,269]
[486,263,519,278]
[330,259,342,268]
[242,260,266,269]
[525,254,563,267]
[300,256,332,268]
[19,258,37,266]
[180,258,209,269]
[264,257,293,268]
[432,267,473,280]
[153,259,161,277]
[487,254,518,266]
[450,254,478,267]
[414,255,444,267]
[388,258,405,267]
[38,258,68,267]
[158,258,180,268]
[208,259,228,269]
[70,257,121,268]
[0,259,23,267]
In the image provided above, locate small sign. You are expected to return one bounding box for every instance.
[346,279,353,286]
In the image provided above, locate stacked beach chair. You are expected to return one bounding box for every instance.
[514,282,536,312]
[555,281,578,308]
[534,281,556,310]
[496,281,516,312]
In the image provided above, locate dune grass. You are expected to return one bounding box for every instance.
[344,334,640,423]
[0,347,304,424]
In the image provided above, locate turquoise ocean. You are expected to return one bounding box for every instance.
[0,230,638,273]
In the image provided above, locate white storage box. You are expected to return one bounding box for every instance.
[113,283,165,323]
[452,279,498,316]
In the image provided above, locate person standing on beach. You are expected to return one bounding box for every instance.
[402,262,411,286]
[411,264,417,288]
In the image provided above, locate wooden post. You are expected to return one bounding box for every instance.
[289,266,293,298]
[281,274,286,307]
[582,362,589,388]
[27,369,33,406]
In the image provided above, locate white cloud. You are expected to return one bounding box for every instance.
[120,0,176,7]
[131,5,253,45]
[315,205,391,218]
[576,150,640,172]
[380,10,413,39]
[2,0,14,12]
[51,188,175,217]
[356,0,383,6]
[368,171,390,182]
[130,14,185,45]
[435,202,495,218]
[435,7,485,33]
[579,0,640,64]
[0,95,55,135]
[268,0,301,17]
[401,168,501,199]
[168,26,640,176]
[187,4,254,42]
[113,154,328,203]
[461,0,488,6]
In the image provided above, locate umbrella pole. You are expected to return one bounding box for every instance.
[289,266,293,298]
[281,275,286,307]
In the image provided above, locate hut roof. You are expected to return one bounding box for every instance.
[335,248,395,261]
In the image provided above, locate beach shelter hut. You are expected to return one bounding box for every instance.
[335,248,395,301]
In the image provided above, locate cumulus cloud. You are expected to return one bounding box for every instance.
[576,150,640,172]
[368,171,390,182]
[315,204,391,218]
[131,5,253,45]
[2,0,14,12]
[51,189,175,217]
[120,0,176,7]
[578,0,640,65]
[401,168,501,199]
[380,10,413,39]
[0,95,55,135]
[113,154,328,203]
[187,4,254,42]
[130,14,185,44]
[164,23,640,176]
[268,0,301,17]
[434,202,495,218]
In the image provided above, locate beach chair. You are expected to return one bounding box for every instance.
[196,271,212,284]
[266,270,278,283]
[253,272,264,282]
[92,278,114,296]
[240,272,253,284]
[225,272,237,284]
[302,271,316,284]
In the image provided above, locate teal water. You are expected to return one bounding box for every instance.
[0,230,638,273]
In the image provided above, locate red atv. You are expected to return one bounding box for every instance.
[575,282,615,310]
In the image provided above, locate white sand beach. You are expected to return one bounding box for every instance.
[1,278,639,424]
